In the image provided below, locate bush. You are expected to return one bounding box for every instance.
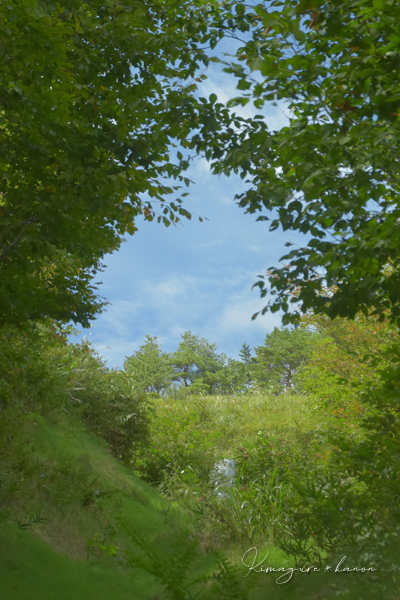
[0,321,150,462]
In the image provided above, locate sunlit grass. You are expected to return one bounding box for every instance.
[0,523,157,600]
[0,409,218,598]
[1,391,393,600]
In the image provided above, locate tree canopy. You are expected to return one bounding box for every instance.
[253,326,314,392]
[298,306,398,408]
[0,0,241,326]
[171,330,228,394]
[124,335,174,395]
[204,0,400,326]
[3,0,400,332]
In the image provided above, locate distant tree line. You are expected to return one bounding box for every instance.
[123,327,316,397]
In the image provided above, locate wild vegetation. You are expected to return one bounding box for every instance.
[2,0,400,598]
[1,312,399,598]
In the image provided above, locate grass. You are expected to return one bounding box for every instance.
[135,389,398,599]
[1,393,397,600]
[0,522,155,600]
[151,388,363,455]
[0,408,219,599]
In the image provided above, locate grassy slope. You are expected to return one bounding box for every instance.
[0,410,216,599]
[1,522,151,600]
[0,398,396,600]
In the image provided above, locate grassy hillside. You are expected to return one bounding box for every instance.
[1,323,398,599]
[1,393,397,600]
[0,409,221,599]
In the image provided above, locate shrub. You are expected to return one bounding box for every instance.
[0,321,150,462]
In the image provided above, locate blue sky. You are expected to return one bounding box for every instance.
[73,39,309,369]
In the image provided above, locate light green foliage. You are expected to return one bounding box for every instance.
[0,321,70,410]
[58,340,150,462]
[275,307,400,574]
[0,321,149,462]
[252,326,316,393]
[124,335,174,395]
[0,369,288,600]
[298,309,399,408]
[132,394,224,485]
[135,389,337,541]
[235,428,370,564]
[1,321,398,598]
[218,356,252,394]
[124,332,251,398]
[0,410,219,599]
[138,386,399,598]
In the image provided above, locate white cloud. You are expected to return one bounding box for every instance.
[194,156,212,175]
[198,69,290,131]
[156,280,182,298]
[208,282,282,341]
[78,265,285,368]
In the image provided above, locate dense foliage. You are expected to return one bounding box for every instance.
[1,317,400,597]
[252,326,315,392]
[0,322,149,462]
[2,1,400,597]
[203,0,400,326]
[122,328,317,397]
[129,313,399,594]
[0,0,243,326]
[124,335,174,396]
[299,305,398,408]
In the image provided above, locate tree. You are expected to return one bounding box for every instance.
[171,330,227,394]
[207,356,250,394]
[124,335,173,395]
[197,1,400,566]
[0,0,242,326]
[298,305,399,409]
[233,342,254,389]
[238,343,252,366]
[0,321,149,461]
[252,326,315,393]
[204,0,400,327]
